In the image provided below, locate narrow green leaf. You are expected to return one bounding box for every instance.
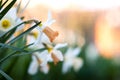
[0,43,28,52]
[0,0,17,20]
[0,0,8,10]
[0,69,13,80]
[0,43,33,64]
[0,0,2,8]
[0,28,17,43]
[13,48,46,56]
[0,51,17,64]
[7,21,41,44]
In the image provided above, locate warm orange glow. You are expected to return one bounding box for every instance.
[95,10,120,58]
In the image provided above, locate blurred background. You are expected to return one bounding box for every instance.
[16,0,120,80]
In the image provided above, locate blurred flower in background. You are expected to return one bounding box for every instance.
[85,43,99,63]
[62,47,83,74]
[28,52,49,75]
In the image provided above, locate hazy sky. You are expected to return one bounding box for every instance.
[20,0,120,11]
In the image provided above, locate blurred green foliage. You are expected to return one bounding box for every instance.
[2,44,119,80]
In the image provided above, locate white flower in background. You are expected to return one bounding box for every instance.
[0,7,23,32]
[42,43,67,65]
[85,43,99,63]
[62,47,83,74]
[28,52,49,75]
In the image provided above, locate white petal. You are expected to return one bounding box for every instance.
[28,56,39,75]
[27,28,43,48]
[47,53,53,62]
[45,19,56,27]
[36,26,42,31]
[54,43,68,49]
[40,64,49,74]
[62,60,73,74]
[45,11,56,26]
[85,43,99,62]
[37,51,49,66]
[7,7,17,20]
[72,47,81,57]
[34,52,48,66]
[64,48,73,58]
[47,11,52,21]
[34,31,42,45]
[41,33,51,44]
[53,50,63,61]
[27,35,36,48]
[16,18,24,31]
[73,58,83,72]
[64,47,80,61]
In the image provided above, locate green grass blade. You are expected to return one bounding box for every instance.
[0,0,17,20]
[0,69,13,80]
[13,48,46,56]
[7,21,41,44]
[0,0,8,10]
[0,0,3,8]
[0,43,28,52]
[0,28,17,43]
[0,43,33,64]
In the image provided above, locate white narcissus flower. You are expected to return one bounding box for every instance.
[37,11,59,42]
[28,52,49,75]
[43,43,67,65]
[27,11,60,59]
[0,7,23,33]
[27,11,58,48]
[28,37,67,75]
[62,47,83,74]
[28,11,66,75]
